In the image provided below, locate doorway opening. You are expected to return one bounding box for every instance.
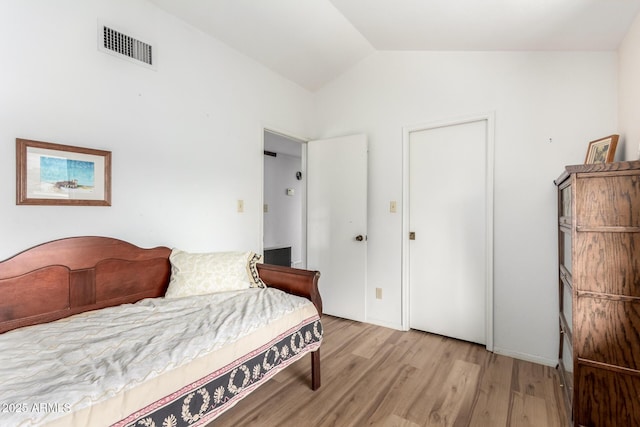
[263,129,307,269]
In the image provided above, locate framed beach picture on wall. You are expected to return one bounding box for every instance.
[584,134,619,164]
[16,138,112,206]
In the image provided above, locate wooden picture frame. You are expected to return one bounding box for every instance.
[16,138,112,206]
[584,134,618,164]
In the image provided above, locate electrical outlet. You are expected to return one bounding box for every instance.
[237,199,244,213]
[376,288,382,299]
[390,201,397,213]
[263,203,268,213]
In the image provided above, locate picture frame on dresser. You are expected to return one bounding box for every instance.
[16,138,112,206]
[583,134,618,164]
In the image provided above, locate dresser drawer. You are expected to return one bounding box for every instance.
[574,232,640,297]
[560,183,572,220]
[558,330,573,407]
[561,280,572,332]
[575,365,640,427]
[575,174,640,227]
[574,296,640,370]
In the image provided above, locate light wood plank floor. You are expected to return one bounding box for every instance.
[211,316,569,427]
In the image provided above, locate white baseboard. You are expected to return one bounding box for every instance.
[492,346,557,367]
[364,317,404,331]
[351,318,557,367]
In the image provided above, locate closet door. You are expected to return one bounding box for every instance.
[408,119,487,345]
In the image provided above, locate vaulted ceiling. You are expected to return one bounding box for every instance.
[149,0,640,91]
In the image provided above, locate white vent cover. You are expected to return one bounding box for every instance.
[98,22,156,70]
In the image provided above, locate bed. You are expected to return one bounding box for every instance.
[0,236,322,426]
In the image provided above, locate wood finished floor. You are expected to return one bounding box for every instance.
[211,316,569,427]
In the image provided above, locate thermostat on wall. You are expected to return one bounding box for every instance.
[286,188,295,196]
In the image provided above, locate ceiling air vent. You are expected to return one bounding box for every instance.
[98,22,156,70]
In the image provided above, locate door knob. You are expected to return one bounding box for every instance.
[355,235,365,241]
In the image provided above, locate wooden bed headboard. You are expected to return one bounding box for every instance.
[0,237,171,334]
[0,237,322,337]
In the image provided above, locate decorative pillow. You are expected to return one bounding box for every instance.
[165,249,265,298]
[248,252,267,289]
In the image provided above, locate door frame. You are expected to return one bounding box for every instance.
[261,126,309,266]
[401,112,495,351]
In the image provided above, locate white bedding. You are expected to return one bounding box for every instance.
[0,288,317,426]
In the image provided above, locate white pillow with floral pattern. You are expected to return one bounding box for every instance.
[165,249,265,298]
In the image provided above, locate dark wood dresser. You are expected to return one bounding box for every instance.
[555,160,640,426]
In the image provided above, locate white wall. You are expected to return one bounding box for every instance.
[619,13,640,160]
[312,51,618,364]
[0,0,313,260]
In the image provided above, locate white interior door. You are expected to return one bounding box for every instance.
[307,134,367,321]
[408,119,487,345]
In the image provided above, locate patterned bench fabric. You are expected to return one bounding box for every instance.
[118,317,322,427]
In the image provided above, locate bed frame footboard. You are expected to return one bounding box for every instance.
[256,262,322,390]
